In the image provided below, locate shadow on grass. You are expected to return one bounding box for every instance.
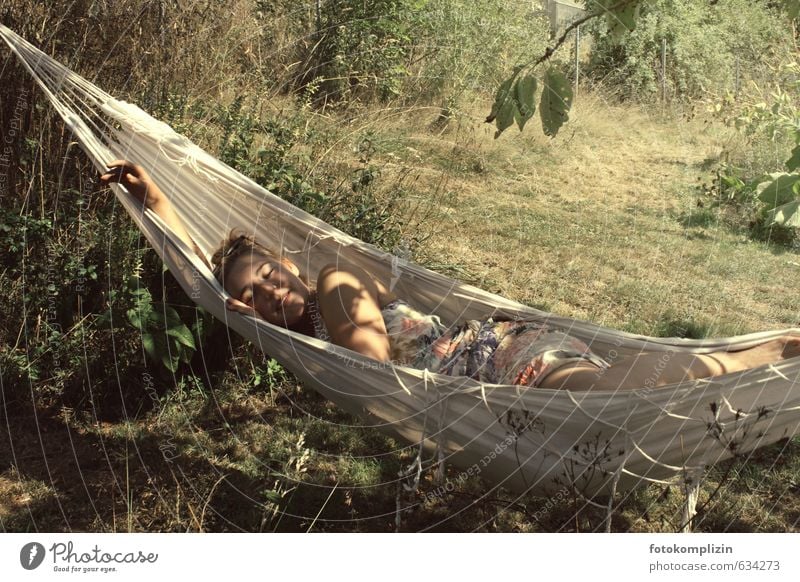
[676,206,800,255]
[0,401,292,532]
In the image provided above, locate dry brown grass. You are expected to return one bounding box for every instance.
[365,91,800,339]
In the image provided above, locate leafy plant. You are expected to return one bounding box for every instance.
[585,0,791,103]
[125,276,196,373]
[301,0,416,103]
[703,60,800,244]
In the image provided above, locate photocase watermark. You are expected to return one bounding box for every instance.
[634,348,676,397]
[20,542,46,570]
[189,262,202,300]
[142,372,179,463]
[649,543,733,556]
[422,434,516,504]
[530,486,570,523]
[0,87,30,198]
[19,540,158,574]
[74,175,97,295]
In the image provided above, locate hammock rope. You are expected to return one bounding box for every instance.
[3,25,800,507]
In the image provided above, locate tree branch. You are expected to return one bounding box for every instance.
[532,0,640,70]
[485,0,640,123]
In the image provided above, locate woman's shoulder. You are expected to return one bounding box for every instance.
[316,261,398,306]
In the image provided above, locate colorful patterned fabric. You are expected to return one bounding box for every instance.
[381,300,610,387]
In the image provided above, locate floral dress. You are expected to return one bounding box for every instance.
[380,300,610,387]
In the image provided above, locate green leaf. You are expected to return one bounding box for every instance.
[163,305,183,328]
[161,351,180,373]
[264,490,284,504]
[765,199,800,227]
[606,0,641,42]
[147,310,166,328]
[786,145,800,171]
[179,345,193,364]
[142,333,157,360]
[166,324,196,349]
[494,96,516,138]
[513,75,537,131]
[127,308,144,331]
[756,173,800,209]
[539,68,574,137]
[488,76,518,139]
[191,308,213,343]
[487,78,513,123]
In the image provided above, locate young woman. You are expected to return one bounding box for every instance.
[100,160,800,391]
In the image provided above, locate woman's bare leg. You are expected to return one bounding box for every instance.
[538,336,800,391]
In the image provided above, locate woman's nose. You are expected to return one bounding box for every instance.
[262,281,287,299]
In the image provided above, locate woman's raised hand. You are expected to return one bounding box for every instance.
[99,160,165,209]
[98,159,210,269]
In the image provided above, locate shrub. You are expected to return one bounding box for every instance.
[585,0,792,101]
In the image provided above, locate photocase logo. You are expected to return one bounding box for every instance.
[20,542,46,570]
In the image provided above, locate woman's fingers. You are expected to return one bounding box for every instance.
[105,159,145,176]
[99,160,150,204]
[100,169,143,187]
[99,159,167,212]
[226,298,261,319]
[100,160,148,185]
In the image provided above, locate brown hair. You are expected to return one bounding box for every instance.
[210,229,300,289]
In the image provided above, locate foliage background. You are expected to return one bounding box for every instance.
[1,0,799,532]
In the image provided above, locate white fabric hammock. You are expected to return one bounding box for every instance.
[4,24,800,506]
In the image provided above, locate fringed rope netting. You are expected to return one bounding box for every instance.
[3,24,800,504]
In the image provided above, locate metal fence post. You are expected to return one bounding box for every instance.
[661,38,667,102]
[575,25,580,100]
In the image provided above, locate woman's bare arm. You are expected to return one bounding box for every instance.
[316,263,391,362]
[99,160,211,270]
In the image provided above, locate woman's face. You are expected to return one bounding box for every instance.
[224,251,310,328]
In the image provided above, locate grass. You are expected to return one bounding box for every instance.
[3,86,800,533]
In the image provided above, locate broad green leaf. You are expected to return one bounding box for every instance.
[756,173,800,208]
[786,145,800,171]
[179,345,193,364]
[161,351,180,373]
[540,68,574,137]
[494,97,516,138]
[514,75,538,131]
[167,324,196,349]
[765,199,800,227]
[163,305,183,328]
[142,333,157,360]
[605,0,641,42]
[487,78,513,122]
[127,308,144,331]
[191,308,213,343]
[148,310,166,328]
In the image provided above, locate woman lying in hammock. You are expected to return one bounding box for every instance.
[100,160,800,391]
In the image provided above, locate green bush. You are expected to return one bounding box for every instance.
[585,0,791,101]
[258,0,549,109]
[210,95,415,250]
[699,57,800,246]
[407,1,550,103]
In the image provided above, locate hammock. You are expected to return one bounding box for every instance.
[4,24,800,512]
